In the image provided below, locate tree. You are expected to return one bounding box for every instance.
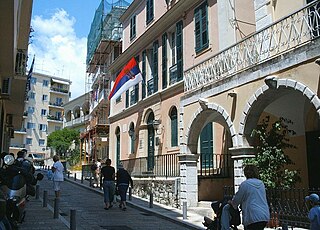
[244,116,301,189]
[47,128,80,157]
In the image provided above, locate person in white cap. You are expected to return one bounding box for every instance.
[305,193,320,230]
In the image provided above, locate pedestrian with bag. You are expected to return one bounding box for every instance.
[116,163,133,211]
[101,159,115,210]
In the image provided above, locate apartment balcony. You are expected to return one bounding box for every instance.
[47,115,63,123]
[49,87,69,95]
[15,49,27,77]
[90,89,109,114]
[49,101,64,108]
[9,144,26,150]
[14,128,27,134]
[184,1,320,93]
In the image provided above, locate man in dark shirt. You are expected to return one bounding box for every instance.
[101,159,115,209]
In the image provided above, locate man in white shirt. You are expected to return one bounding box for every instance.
[52,155,64,198]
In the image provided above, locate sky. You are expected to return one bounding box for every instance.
[29,0,102,99]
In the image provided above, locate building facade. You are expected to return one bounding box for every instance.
[0,0,33,153]
[106,0,320,208]
[10,72,71,159]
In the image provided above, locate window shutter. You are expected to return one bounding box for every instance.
[153,40,159,93]
[142,50,146,99]
[176,21,183,81]
[162,33,168,89]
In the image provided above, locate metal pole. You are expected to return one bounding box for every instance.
[53,198,60,219]
[35,184,40,199]
[81,174,83,184]
[74,173,77,181]
[43,190,48,207]
[149,193,153,208]
[68,171,70,178]
[89,175,92,187]
[128,187,132,201]
[70,209,76,230]
[182,201,187,220]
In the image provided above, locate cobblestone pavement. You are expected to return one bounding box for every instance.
[19,170,203,230]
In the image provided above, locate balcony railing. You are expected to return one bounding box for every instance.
[121,153,180,178]
[224,186,320,228]
[184,1,320,92]
[199,153,232,178]
[47,115,63,122]
[50,87,69,94]
[49,102,63,107]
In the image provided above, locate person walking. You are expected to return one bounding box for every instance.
[227,164,270,230]
[305,193,320,230]
[52,155,64,198]
[101,159,115,210]
[116,163,133,211]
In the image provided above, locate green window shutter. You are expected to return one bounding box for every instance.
[146,0,154,24]
[162,33,167,89]
[176,20,183,81]
[142,50,146,99]
[135,55,140,102]
[194,2,208,53]
[153,40,159,93]
[125,90,129,108]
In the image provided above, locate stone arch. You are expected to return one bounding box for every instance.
[184,103,237,154]
[73,106,81,119]
[239,79,320,146]
[82,101,90,115]
[65,110,72,122]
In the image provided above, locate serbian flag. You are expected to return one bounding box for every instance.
[108,57,142,100]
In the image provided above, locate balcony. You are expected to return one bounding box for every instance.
[50,87,69,94]
[47,115,63,123]
[10,144,26,149]
[184,1,320,93]
[65,115,89,128]
[90,89,109,113]
[14,128,27,134]
[49,101,64,108]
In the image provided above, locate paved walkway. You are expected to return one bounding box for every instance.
[18,170,308,230]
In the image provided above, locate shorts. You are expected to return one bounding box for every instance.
[53,181,62,191]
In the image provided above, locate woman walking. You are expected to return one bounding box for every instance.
[101,159,115,210]
[116,163,133,211]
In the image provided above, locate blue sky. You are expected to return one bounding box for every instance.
[29,0,102,99]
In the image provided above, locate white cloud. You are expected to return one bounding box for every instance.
[29,9,87,99]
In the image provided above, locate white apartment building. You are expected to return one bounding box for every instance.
[10,72,71,159]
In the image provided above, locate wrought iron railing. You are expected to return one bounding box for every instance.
[184,1,320,92]
[199,153,232,178]
[223,186,320,228]
[121,153,180,178]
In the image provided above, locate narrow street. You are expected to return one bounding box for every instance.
[20,171,196,230]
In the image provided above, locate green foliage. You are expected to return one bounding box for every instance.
[47,128,80,156]
[67,149,80,166]
[244,116,301,189]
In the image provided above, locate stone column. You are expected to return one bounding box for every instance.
[178,154,199,207]
[229,146,255,192]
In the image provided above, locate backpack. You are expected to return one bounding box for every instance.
[91,164,97,171]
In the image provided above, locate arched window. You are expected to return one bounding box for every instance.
[170,107,178,147]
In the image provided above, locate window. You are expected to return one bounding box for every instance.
[130,15,136,39]
[162,33,168,89]
[28,107,35,114]
[170,107,178,147]
[42,95,48,101]
[194,1,209,53]
[30,77,37,84]
[152,40,159,94]
[171,32,176,66]
[41,109,47,116]
[146,0,154,24]
[56,97,63,106]
[27,122,36,129]
[39,124,47,132]
[176,21,183,81]
[43,80,49,87]
[26,138,32,145]
[39,139,45,146]
[29,92,35,99]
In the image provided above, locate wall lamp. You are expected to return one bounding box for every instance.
[264,75,278,89]
[152,119,163,135]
